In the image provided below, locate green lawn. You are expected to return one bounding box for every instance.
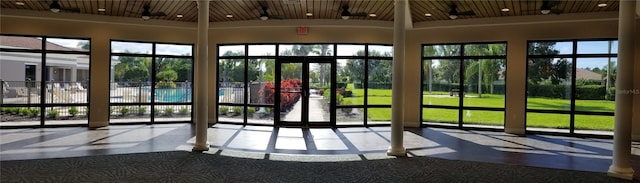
[337,87,615,131]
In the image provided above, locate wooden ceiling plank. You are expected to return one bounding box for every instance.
[311,0,320,19]
[153,0,170,20]
[435,0,455,20]
[410,0,431,22]
[214,1,235,22]
[378,0,395,21]
[509,0,519,16]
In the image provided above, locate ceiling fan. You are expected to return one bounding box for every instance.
[259,6,284,20]
[48,0,80,13]
[448,4,475,20]
[139,5,167,20]
[538,0,562,15]
[341,5,367,20]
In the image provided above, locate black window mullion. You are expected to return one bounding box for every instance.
[40,37,47,127]
[243,45,249,125]
[150,44,157,124]
[363,44,369,127]
[458,44,465,128]
[569,41,578,134]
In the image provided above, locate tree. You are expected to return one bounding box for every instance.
[527,42,569,85]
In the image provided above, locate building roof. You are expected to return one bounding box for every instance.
[576,68,603,81]
[0,36,86,52]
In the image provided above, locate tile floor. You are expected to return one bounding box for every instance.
[1,123,639,178]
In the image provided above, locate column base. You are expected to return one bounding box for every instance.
[386,146,407,157]
[505,128,525,136]
[192,143,210,152]
[607,165,635,180]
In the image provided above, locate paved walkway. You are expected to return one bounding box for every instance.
[282,94,326,122]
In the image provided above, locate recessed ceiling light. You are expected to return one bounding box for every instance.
[597,3,607,8]
[226,14,233,18]
[369,13,376,17]
[15,1,25,6]
[306,12,313,16]
[501,8,510,12]
[98,8,106,12]
[424,13,432,17]
[177,14,184,18]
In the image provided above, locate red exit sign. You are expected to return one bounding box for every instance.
[297,26,308,35]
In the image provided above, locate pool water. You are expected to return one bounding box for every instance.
[151,88,192,102]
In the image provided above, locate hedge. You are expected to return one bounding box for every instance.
[527,84,607,100]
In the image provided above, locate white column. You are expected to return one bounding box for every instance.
[607,0,636,180]
[387,0,406,157]
[49,67,54,81]
[192,0,210,152]
[71,66,77,82]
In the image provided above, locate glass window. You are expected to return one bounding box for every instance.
[111,41,153,54]
[279,44,333,56]
[368,45,392,57]
[423,45,460,57]
[464,44,505,56]
[219,45,245,57]
[577,40,617,54]
[0,35,43,50]
[528,41,573,55]
[248,45,276,56]
[156,44,192,56]
[46,38,90,52]
[337,44,365,56]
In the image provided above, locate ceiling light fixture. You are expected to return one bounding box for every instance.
[15,1,25,6]
[501,8,510,12]
[369,13,376,17]
[226,14,233,18]
[306,12,313,16]
[98,8,106,12]
[597,3,607,8]
[424,13,432,17]
[50,0,60,12]
[177,14,184,18]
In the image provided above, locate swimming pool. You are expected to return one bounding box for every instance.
[152,88,192,102]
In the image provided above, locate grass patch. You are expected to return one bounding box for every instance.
[340,86,614,131]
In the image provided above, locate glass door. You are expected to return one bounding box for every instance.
[276,58,334,127]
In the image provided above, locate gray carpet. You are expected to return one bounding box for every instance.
[0,151,634,183]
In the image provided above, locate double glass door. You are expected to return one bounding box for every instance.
[275,58,335,127]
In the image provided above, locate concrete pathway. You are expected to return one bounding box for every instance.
[282,93,326,122]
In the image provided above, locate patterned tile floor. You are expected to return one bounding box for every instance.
[1,123,638,178]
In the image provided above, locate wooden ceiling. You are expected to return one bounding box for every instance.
[0,0,620,23]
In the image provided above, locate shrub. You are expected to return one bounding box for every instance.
[83,107,89,116]
[46,109,59,119]
[137,106,147,115]
[109,107,114,115]
[120,106,129,116]
[29,108,40,117]
[179,107,189,115]
[19,108,30,116]
[219,107,229,114]
[9,107,20,114]
[575,85,606,100]
[155,81,176,88]
[605,87,616,101]
[247,107,256,114]
[154,107,161,116]
[232,107,242,115]
[164,107,174,116]
[68,107,79,117]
